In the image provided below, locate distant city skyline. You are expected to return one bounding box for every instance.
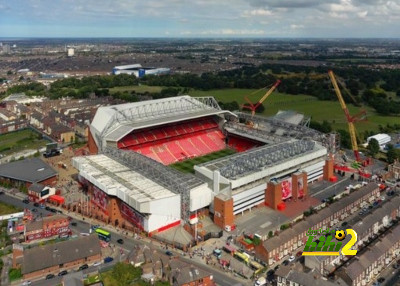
[0,0,400,38]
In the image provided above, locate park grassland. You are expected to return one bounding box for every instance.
[0,129,50,156]
[171,149,236,173]
[0,201,22,215]
[109,85,163,94]
[189,88,400,133]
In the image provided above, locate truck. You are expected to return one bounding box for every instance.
[43,148,62,158]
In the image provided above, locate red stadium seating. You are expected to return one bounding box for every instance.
[118,117,226,165]
[227,135,262,152]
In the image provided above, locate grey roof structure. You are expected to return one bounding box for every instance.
[28,182,45,194]
[170,260,212,285]
[0,157,57,183]
[199,139,323,180]
[22,234,101,274]
[275,266,336,286]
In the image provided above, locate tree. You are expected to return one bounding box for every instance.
[387,144,397,164]
[367,138,380,158]
[111,262,142,286]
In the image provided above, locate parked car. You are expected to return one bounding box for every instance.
[381,196,385,201]
[22,199,30,204]
[21,281,32,285]
[45,274,55,280]
[33,202,39,207]
[282,260,289,266]
[45,206,51,211]
[93,261,102,267]
[165,250,173,256]
[341,222,348,227]
[267,270,275,276]
[378,277,385,283]
[288,256,295,262]
[50,208,57,213]
[31,208,37,212]
[58,270,68,276]
[71,222,77,226]
[79,264,89,271]
[296,251,303,257]
[117,239,124,244]
[104,257,114,263]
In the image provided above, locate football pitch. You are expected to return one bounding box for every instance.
[170,148,236,173]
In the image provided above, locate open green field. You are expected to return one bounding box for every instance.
[0,129,50,156]
[109,85,163,94]
[170,149,236,173]
[189,88,400,133]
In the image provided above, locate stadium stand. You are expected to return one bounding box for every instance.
[227,134,263,152]
[117,117,226,165]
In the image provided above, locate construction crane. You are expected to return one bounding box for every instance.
[242,80,281,117]
[328,70,366,163]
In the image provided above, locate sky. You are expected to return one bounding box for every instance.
[0,0,400,38]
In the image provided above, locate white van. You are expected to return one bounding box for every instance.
[255,277,267,286]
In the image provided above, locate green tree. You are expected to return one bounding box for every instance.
[367,138,380,158]
[111,262,142,286]
[387,144,397,164]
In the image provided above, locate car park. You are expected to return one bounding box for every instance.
[58,270,68,276]
[45,274,55,280]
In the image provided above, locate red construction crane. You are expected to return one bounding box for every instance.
[242,80,281,117]
[328,70,366,162]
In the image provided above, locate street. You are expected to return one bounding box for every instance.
[0,193,246,286]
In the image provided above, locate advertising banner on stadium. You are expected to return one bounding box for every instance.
[298,176,304,198]
[92,186,109,215]
[281,178,292,200]
[121,202,144,230]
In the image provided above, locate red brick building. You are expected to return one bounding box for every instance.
[24,215,70,242]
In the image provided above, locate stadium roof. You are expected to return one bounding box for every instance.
[196,139,327,186]
[0,158,57,183]
[90,96,234,143]
[72,154,179,212]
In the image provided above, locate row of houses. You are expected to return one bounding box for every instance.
[305,194,400,275]
[255,183,380,265]
[337,222,400,286]
[0,95,120,142]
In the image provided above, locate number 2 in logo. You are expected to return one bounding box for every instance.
[341,229,357,256]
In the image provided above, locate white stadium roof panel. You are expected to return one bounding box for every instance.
[72,155,178,212]
[90,96,234,142]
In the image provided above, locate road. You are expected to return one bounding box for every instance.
[0,193,245,286]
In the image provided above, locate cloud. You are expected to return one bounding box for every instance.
[290,24,304,29]
[199,29,266,35]
[249,0,324,9]
[242,9,273,17]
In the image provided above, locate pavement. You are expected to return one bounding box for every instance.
[1,255,11,286]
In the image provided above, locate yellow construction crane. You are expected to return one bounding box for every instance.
[328,70,366,163]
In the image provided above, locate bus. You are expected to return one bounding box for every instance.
[249,260,263,274]
[234,252,249,264]
[95,228,111,242]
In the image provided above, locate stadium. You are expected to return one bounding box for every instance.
[74,96,334,236]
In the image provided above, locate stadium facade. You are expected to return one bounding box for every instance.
[112,64,170,77]
[82,96,335,235]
